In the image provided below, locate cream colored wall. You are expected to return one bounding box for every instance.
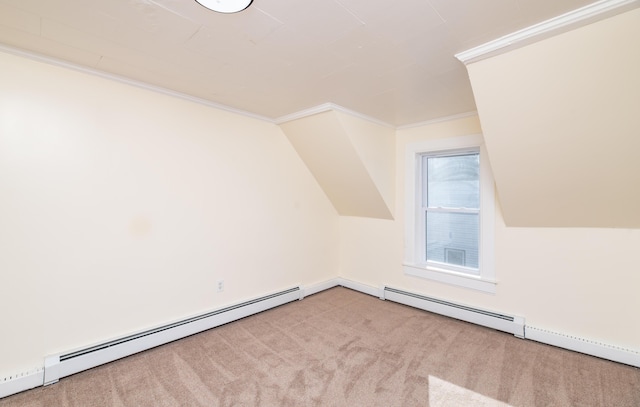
[334,111,395,214]
[467,8,640,228]
[339,115,640,352]
[0,51,339,378]
[280,111,393,219]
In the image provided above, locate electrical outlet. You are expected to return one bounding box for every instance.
[217,280,224,293]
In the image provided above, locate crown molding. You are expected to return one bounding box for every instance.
[396,111,478,130]
[2,44,482,130]
[273,102,336,124]
[455,0,639,65]
[274,102,394,128]
[0,44,399,129]
[0,43,273,123]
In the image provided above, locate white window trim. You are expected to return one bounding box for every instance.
[404,134,496,294]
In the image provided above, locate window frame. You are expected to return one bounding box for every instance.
[404,134,496,293]
[421,149,481,274]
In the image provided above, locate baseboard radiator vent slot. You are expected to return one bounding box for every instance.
[382,286,525,337]
[44,286,301,386]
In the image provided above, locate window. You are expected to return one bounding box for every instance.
[404,134,495,293]
[422,151,480,272]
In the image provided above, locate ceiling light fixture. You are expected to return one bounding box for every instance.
[195,0,253,13]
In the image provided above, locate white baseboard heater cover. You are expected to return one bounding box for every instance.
[525,326,640,368]
[43,286,301,386]
[0,369,44,399]
[382,286,525,338]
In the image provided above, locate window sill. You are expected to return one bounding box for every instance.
[403,263,497,294]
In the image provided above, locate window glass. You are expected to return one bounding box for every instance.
[425,212,479,270]
[422,154,479,209]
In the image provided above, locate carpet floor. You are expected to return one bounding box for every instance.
[1,287,639,406]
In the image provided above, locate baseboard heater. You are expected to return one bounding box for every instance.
[382,286,525,338]
[43,286,301,386]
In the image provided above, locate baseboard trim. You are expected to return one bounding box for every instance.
[302,278,381,299]
[361,283,639,368]
[0,369,43,399]
[3,280,639,399]
[336,278,381,297]
[525,326,640,368]
[302,278,341,298]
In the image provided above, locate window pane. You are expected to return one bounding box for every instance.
[423,154,479,208]
[426,211,479,270]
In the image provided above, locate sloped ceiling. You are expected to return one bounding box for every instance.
[466,8,640,228]
[0,0,598,127]
[279,110,394,219]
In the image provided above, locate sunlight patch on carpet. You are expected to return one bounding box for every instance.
[429,376,512,407]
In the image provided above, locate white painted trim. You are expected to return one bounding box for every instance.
[404,134,496,293]
[525,326,640,368]
[455,0,640,64]
[396,111,478,130]
[302,277,382,298]
[273,103,335,123]
[0,44,272,123]
[404,265,497,294]
[336,278,380,297]
[274,102,394,128]
[302,278,341,298]
[304,277,382,298]
[332,104,395,127]
[0,368,44,399]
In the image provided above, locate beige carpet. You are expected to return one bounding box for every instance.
[1,287,639,406]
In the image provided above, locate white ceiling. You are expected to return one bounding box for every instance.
[0,0,596,126]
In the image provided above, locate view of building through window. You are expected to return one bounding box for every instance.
[422,152,480,272]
